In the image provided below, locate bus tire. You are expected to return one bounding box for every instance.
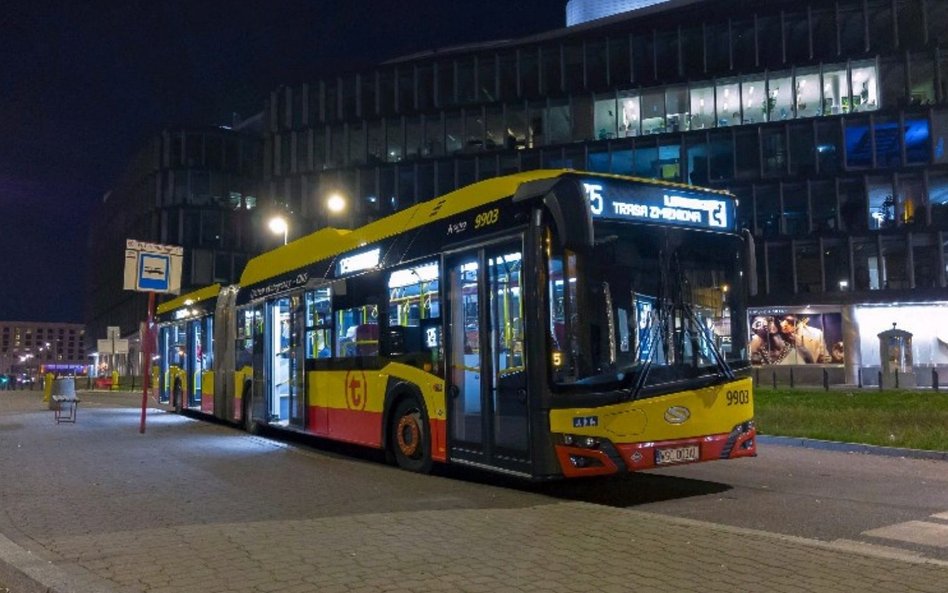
[242,379,258,434]
[390,396,432,473]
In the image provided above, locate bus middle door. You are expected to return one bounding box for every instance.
[446,239,530,473]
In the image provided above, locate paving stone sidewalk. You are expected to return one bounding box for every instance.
[0,390,946,593]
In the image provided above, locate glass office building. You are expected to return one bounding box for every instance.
[86,122,263,372]
[260,0,947,385]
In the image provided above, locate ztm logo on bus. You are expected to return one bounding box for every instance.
[345,370,367,411]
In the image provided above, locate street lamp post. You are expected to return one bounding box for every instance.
[268,216,288,245]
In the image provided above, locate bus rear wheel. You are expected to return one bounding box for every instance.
[242,380,259,434]
[390,397,432,473]
[172,377,183,413]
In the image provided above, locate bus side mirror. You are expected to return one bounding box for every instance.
[743,229,757,297]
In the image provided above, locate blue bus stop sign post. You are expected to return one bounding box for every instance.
[123,240,183,434]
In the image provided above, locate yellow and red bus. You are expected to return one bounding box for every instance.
[156,170,756,478]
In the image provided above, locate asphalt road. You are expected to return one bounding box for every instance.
[260,397,948,563]
[551,445,948,561]
[0,389,945,593]
[419,438,948,563]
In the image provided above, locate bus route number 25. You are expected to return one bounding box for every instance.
[474,208,500,229]
[726,389,750,406]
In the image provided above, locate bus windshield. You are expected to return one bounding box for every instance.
[547,223,746,393]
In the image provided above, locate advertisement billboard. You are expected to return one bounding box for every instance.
[749,311,843,366]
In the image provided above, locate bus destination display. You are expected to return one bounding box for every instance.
[582,179,734,231]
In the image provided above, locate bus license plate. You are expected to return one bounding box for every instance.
[655,445,699,465]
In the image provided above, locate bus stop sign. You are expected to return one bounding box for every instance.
[123,239,184,294]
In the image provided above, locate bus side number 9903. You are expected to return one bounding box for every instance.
[474,208,500,229]
[726,390,750,406]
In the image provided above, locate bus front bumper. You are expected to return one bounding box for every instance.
[553,421,757,478]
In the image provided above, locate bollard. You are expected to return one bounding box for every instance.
[43,372,55,403]
[878,370,883,391]
[823,368,829,391]
[934,369,940,392]
[858,369,863,389]
[789,367,795,388]
[772,370,777,389]
[895,368,899,389]
[111,370,120,391]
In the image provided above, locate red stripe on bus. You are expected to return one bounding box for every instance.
[430,418,446,462]
[308,406,383,448]
[304,406,446,462]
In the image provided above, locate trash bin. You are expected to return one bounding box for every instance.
[48,377,77,410]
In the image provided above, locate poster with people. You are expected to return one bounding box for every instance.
[749,312,844,366]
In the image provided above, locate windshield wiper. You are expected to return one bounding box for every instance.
[680,300,735,381]
[626,245,734,401]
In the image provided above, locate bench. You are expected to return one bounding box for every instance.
[52,396,81,424]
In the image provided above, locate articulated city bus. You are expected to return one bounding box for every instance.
[155,170,756,478]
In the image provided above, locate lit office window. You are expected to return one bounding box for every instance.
[618,92,640,137]
[822,64,850,115]
[641,89,665,134]
[665,85,688,132]
[715,79,740,126]
[741,75,766,124]
[851,60,879,112]
[766,80,797,121]
[795,67,821,118]
[594,94,618,140]
[689,84,714,130]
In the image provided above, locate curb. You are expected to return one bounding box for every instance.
[757,434,948,461]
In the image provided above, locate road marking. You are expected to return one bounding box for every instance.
[863,521,948,548]
[931,511,948,521]
[632,509,948,567]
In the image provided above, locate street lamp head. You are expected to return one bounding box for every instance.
[268,216,288,245]
[268,216,288,234]
[327,193,346,214]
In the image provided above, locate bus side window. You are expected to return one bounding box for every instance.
[304,287,332,359]
[385,261,441,372]
[331,273,382,359]
[335,306,379,358]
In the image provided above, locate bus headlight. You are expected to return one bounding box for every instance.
[558,434,600,449]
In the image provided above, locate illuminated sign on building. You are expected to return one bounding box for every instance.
[582,180,734,231]
[566,0,675,27]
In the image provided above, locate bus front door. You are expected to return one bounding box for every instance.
[446,241,530,473]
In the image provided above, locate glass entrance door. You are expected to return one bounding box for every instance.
[446,240,530,471]
[188,320,203,409]
[266,296,304,427]
[447,253,483,456]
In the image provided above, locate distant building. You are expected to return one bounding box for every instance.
[85,118,264,372]
[0,320,86,378]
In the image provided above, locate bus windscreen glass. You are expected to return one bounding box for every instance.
[548,224,745,391]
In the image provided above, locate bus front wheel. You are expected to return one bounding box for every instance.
[390,397,432,473]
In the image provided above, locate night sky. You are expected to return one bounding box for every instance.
[0,1,565,323]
